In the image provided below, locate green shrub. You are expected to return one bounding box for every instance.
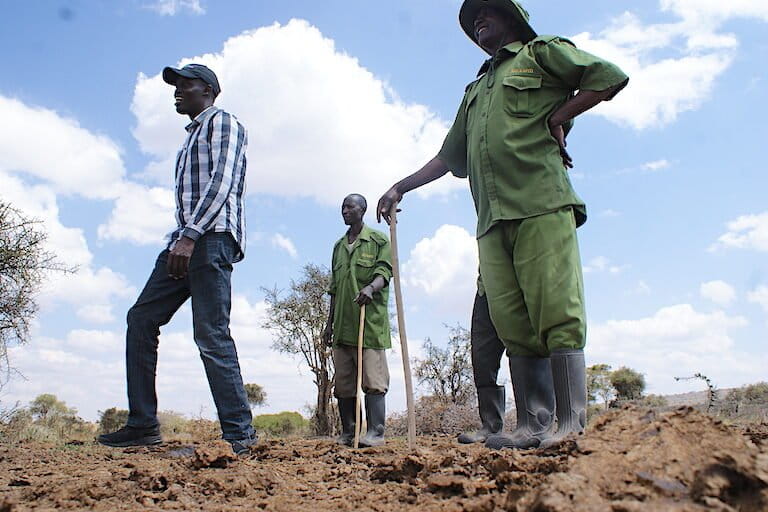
[3,398,96,444]
[253,411,308,437]
[98,407,129,434]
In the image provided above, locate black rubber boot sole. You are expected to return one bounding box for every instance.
[97,434,162,448]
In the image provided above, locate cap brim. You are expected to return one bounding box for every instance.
[162,66,197,86]
[459,0,537,48]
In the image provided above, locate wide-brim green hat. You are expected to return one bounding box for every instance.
[459,0,537,47]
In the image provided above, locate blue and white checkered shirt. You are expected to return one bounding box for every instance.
[167,105,248,261]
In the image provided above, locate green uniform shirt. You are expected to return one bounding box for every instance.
[438,36,629,238]
[328,224,393,349]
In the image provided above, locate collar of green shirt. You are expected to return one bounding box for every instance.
[337,223,375,246]
[477,41,525,76]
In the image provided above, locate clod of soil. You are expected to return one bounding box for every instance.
[190,440,236,469]
[1,406,766,511]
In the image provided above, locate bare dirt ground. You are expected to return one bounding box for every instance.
[2,406,767,511]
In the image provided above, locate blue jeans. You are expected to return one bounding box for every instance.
[125,232,254,440]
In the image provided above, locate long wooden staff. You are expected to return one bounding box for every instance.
[389,204,417,448]
[353,304,366,449]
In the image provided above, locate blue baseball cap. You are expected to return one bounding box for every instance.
[162,63,221,97]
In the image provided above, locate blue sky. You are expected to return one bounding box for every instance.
[1,0,767,421]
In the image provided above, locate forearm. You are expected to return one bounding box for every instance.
[367,276,386,294]
[393,157,450,195]
[549,83,626,127]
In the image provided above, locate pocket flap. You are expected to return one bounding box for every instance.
[502,74,542,90]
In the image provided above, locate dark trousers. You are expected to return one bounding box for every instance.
[125,233,254,440]
[471,293,505,390]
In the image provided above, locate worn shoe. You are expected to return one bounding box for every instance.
[229,434,258,455]
[97,425,162,447]
[458,386,505,444]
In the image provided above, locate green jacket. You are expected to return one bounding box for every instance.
[328,224,392,349]
[438,36,629,238]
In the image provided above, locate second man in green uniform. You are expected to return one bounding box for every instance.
[323,194,393,447]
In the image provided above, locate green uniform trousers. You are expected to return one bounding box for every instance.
[478,207,586,358]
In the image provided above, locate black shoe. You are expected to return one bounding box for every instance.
[229,434,258,455]
[97,425,162,447]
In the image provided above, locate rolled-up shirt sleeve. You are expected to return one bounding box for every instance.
[183,112,246,240]
[328,248,338,296]
[535,38,629,99]
[372,238,393,285]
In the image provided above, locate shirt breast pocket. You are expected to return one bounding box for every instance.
[354,256,376,284]
[502,74,543,118]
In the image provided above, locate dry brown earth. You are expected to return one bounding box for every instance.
[1,406,767,511]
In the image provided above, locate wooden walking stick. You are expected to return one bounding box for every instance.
[389,204,417,448]
[353,304,366,449]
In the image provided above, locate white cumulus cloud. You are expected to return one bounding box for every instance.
[747,286,768,314]
[97,182,175,246]
[129,19,458,209]
[0,96,126,200]
[700,280,736,306]
[711,211,768,252]
[402,224,478,319]
[573,1,768,129]
[588,304,762,395]
[271,234,299,260]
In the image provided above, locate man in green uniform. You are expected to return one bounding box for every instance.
[323,194,393,447]
[377,0,628,449]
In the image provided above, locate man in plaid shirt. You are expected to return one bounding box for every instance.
[98,64,256,455]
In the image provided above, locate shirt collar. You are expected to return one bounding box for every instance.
[343,223,372,243]
[500,41,525,55]
[477,41,525,76]
[184,105,218,132]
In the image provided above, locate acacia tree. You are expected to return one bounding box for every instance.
[587,363,613,409]
[262,264,335,435]
[29,393,76,421]
[0,202,71,391]
[414,324,473,405]
[610,366,646,401]
[244,383,267,409]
